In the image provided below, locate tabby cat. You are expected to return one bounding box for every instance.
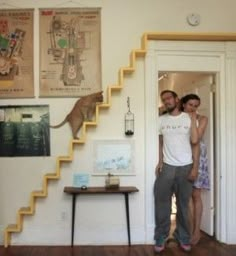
[50,91,103,139]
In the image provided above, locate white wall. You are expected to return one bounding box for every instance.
[1,0,236,246]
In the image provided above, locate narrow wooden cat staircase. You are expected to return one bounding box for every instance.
[4,32,232,247]
[3,33,148,248]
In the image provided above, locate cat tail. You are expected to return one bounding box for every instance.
[50,117,67,128]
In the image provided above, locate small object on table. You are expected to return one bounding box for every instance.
[105,173,120,188]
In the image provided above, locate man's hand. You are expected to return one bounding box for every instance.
[188,168,198,182]
[155,161,163,176]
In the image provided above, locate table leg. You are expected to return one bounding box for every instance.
[124,193,131,246]
[71,194,76,247]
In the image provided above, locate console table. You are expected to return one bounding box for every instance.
[64,186,139,247]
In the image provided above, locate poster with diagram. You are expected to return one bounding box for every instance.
[39,8,101,97]
[0,9,34,98]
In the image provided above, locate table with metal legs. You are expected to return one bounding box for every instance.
[64,186,139,247]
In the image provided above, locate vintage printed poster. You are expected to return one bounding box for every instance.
[0,9,34,98]
[39,8,101,97]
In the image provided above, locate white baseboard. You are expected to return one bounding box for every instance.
[227,231,236,245]
[5,224,236,245]
[11,226,147,246]
[145,225,155,244]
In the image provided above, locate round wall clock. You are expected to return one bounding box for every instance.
[186,13,201,26]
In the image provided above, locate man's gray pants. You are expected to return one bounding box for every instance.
[154,163,193,244]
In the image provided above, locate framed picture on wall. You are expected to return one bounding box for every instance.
[0,9,34,98]
[93,140,135,176]
[0,105,50,157]
[39,8,101,97]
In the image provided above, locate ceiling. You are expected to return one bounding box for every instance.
[158,71,213,96]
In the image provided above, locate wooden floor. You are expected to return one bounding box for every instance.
[1,235,236,256]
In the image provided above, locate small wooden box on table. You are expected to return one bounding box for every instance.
[64,186,139,247]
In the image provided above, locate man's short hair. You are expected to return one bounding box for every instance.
[160,90,178,98]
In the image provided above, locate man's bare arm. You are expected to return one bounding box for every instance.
[155,135,163,176]
[188,143,200,181]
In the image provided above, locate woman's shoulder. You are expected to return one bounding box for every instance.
[197,114,208,125]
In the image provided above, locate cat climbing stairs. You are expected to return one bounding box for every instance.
[4,32,234,247]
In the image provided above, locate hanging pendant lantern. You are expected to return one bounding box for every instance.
[125,97,134,136]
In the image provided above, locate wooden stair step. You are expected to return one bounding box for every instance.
[98,103,110,108]
[134,50,146,56]
[84,121,97,126]
[44,173,59,179]
[31,190,46,197]
[58,156,72,161]
[109,85,122,90]
[72,139,85,144]
[122,67,135,73]
[6,224,20,232]
[18,207,33,214]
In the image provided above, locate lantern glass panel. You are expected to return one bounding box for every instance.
[125,112,134,136]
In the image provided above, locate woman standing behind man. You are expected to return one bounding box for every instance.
[180,94,210,245]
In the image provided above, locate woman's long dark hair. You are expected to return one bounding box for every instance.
[180,94,201,111]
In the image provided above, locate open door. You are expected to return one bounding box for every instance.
[183,75,215,236]
[195,78,215,236]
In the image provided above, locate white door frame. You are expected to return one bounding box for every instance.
[144,40,228,243]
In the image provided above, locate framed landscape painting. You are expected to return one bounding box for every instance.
[93,140,135,176]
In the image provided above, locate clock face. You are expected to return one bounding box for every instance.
[187,13,200,26]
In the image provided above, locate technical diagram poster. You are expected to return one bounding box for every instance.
[0,9,34,98]
[39,8,101,97]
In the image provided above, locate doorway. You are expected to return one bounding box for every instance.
[144,36,236,245]
[158,71,216,237]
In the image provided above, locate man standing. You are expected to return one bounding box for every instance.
[154,90,198,253]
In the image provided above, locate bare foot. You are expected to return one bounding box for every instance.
[191,232,201,245]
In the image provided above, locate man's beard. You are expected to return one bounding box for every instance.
[166,105,177,113]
